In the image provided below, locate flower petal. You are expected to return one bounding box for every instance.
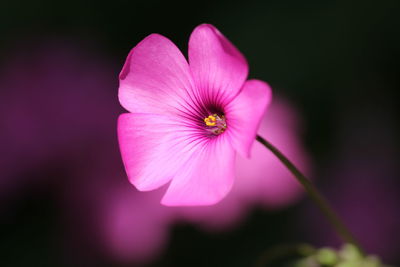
[118,113,202,191]
[161,135,236,206]
[225,79,272,158]
[188,24,249,105]
[119,34,196,115]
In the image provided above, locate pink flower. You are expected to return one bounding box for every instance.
[118,24,272,206]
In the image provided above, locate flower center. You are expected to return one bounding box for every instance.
[204,114,227,135]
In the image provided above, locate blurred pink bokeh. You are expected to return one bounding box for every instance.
[303,105,400,263]
[0,39,118,203]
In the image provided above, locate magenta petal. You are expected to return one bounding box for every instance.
[118,113,201,191]
[161,135,236,206]
[226,79,272,158]
[188,24,249,105]
[119,34,195,115]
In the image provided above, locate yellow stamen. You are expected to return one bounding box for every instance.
[204,115,217,126]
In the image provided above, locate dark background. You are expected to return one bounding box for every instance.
[1,0,399,266]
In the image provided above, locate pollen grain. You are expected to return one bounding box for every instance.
[204,115,217,126]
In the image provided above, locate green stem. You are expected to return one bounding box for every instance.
[256,135,364,255]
